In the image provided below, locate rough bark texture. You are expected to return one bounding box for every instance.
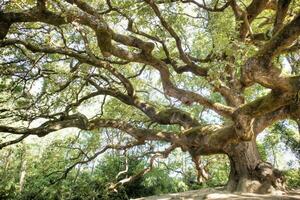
[226,139,285,193]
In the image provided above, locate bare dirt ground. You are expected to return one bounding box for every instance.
[133,188,300,200]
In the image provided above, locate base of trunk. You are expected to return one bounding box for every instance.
[225,140,285,193]
[227,161,286,193]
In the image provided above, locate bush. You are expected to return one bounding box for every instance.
[284,169,300,189]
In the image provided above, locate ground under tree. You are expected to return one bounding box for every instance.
[0,0,300,194]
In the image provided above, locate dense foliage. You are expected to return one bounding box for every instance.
[0,127,298,199]
[0,0,300,198]
[0,134,230,199]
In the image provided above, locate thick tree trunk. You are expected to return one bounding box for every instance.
[225,139,285,193]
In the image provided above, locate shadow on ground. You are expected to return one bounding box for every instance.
[133,188,300,200]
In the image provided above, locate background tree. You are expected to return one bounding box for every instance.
[0,0,300,195]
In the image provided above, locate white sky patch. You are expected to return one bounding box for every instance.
[29,78,44,96]
[201,109,222,125]
[77,95,107,118]
[282,57,292,74]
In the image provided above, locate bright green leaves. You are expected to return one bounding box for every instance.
[2,0,36,12]
[243,83,270,103]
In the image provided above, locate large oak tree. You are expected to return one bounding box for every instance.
[0,0,299,193]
